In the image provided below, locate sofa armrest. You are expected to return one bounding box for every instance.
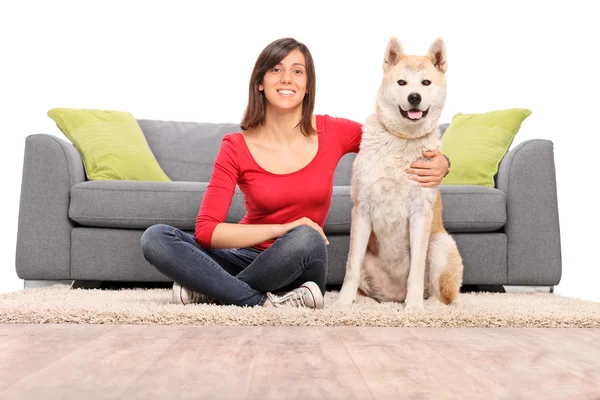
[16,134,86,280]
[496,139,562,285]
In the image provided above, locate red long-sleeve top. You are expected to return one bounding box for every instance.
[194,114,362,250]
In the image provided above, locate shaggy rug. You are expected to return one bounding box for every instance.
[1,286,599,328]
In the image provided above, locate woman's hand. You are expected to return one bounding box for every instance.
[405,150,450,187]
[277,217,329,245]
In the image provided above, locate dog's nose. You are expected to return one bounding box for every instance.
[408,93,421,106]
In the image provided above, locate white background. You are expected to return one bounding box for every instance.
[1,0,598,301]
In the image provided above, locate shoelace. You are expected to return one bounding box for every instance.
[190,290,202,303]
[268,289,307,308]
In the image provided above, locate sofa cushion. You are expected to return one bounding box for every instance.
[69,181,247,230]
[69,181,506,234]
[325,185,506,233]
[47,109,171,182]
[437,185,507,232]
[441,108,532,187]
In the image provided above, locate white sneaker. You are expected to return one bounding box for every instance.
[266,281,324,309]
[172,282,217,305]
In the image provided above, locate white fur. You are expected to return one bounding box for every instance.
[336,37,462,311]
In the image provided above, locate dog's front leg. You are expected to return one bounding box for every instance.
[336,207,371,306]
[404,209,433,312]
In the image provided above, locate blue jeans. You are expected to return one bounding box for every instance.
[140,224,328,307]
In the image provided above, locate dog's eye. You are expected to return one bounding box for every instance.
[422,80,431,86]
[397,80,407,86]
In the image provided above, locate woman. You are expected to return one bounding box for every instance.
[140,37,449,309]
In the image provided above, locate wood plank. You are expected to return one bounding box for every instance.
[121,326,262,400]
[0,325,187,399]
[0,324,116,392]
[337,328,505,399]
[420,328,600,399]
[489,328,600,394]
[247,327,375,400]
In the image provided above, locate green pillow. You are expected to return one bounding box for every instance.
[47,108,171,182]
[441,108,532,187]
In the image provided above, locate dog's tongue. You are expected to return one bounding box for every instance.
[408,110,423,120]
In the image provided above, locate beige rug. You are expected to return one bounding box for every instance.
[1,286,599,327]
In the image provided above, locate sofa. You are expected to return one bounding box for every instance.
[15,119,562,291]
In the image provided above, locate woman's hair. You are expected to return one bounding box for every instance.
[240,37,317,136]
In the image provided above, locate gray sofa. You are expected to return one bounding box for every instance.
[16,119,562,290]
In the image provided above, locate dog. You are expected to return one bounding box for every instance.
[335,37,464,311]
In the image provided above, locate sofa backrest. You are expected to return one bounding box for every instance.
[138,119,450,185]
[138,119,241,182]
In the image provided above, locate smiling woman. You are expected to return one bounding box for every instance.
[241,38,317,137]
[139,37,450,311]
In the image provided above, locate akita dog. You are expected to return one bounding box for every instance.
[335,37,464,311]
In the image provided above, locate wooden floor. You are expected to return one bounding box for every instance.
[0,324,599,399]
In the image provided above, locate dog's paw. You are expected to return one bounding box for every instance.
[424,297,438,306]
[334,293,356,307]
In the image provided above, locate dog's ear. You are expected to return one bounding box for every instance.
[383,37,405,72]
[426,37,447,73]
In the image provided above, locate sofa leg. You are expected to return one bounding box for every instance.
[503,285,554,294]
[24,280,73,289]
[24,280,103,290]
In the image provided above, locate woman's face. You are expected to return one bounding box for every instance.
[260,49,307,112]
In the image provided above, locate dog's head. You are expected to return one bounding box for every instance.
[375,37,447,139]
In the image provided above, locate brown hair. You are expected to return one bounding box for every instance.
[240,38,317,136]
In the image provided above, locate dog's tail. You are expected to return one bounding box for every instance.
[438,247,463,304]
[428,233,464,305]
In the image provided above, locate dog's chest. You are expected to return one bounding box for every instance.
[356,138,438,231]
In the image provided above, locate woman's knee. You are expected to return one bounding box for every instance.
[140,224,173,261]
[286,225,328,258]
